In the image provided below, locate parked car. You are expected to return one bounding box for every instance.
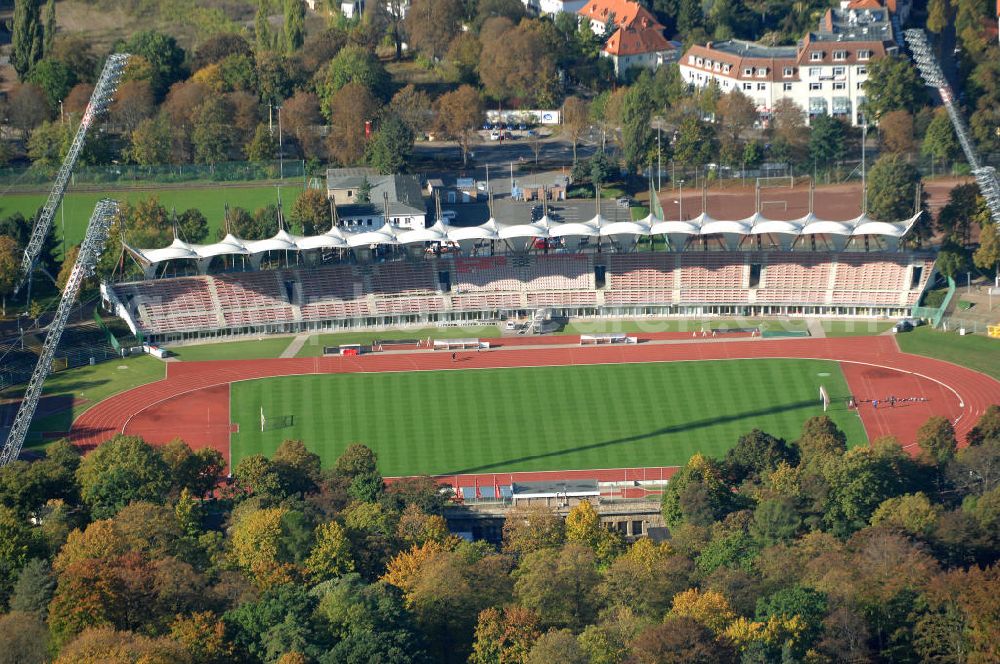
[489,131,502,141]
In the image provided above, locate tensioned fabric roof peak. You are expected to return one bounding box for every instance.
[126,210,922,265]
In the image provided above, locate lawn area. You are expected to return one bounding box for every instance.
[822,320,895,337]
[1,183,303,259]
[0,354,165,447]
[296,326,502,357]
[168,337,295,361]
[230,358,865,475]
[562,318,809,335]
[896,327,1000,382]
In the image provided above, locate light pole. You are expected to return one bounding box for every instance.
[679,179,685,220]
[59,100,64,125]
[277,104,284,180]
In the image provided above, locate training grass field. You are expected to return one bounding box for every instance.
[1,183,303,259]
[897,327,1000,382]
[230,358,865,476]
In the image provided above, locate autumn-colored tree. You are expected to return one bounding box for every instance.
[0,611,49,664]
[327,82,380,166]
[7,83,49,138]
[526,629,587,664]
[110,80,155,135]
[305,521,355,581]
[917,416,958,466]
[0,235,20,316]
[870,492,940,537]
[389,84,434,137]
[502,503,565,556]
[967,405,1000,447]
[633,616,737,664]
[396,504,451,546]
[880,109,914,154]
[434,85,483,166]
[281,90,323,159]
[669,587,737,634]
[660,453,734,527]
[565,500,624,564]
[229,506,294,585]
[404,0,464,60]
[927,0,949,33]
[514,543,600,630]
[600,537,692,619]
[479,19,558,106]
[796,416,848,463]
[562,96,590,164]
[53,626,189,664]
[289,188,330,235]
[470,605,542,664]
[170,611,233,664]
[129,115,172,166]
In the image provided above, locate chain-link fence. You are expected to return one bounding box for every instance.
[0,160,309,192]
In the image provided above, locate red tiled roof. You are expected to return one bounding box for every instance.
[578,0,658,30]
[846,0,884,9]
[604,22,674,56]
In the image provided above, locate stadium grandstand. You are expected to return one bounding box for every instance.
[101,207,935,343]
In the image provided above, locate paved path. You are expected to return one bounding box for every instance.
[280,333,310,358]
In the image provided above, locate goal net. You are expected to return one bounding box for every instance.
[819,385,830,412]
[756,175,794,189]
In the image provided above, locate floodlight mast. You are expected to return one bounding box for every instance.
[13,53,129,298]
[1,200,120,466]
[904,30,1000,230]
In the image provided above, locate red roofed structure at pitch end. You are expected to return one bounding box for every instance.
[578,0,680,78]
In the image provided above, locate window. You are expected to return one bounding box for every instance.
[809,82,822,90]
[696,57,704,65]
[757,82,766,90]
[857,66,867,75]
[857,82,864,89]
[833,66,845,76]
[744,67,752,76]
[743,82,752,90]
[347,190,353,197]
[833,82,846,90]
[783,82,793,91]
[833,50,846,60]
[810,51,822,61]
[756,68,766,77]
[688,55,696,64]
[722,64,731,73]
[783,67,793,77]
[858,49,871,60]
[808,67,821,77]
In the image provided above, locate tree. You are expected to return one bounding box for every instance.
[317,45,391,116]
[42,0,55,56]
[223,583,326,662]
[470,606,541,664]
[796,415,847,463]
[281,91,324,160]
[808,114,847,170]
[255,0,274,52]
[389,85,433,137]
[284,0,305,53]
[502,503,565,555]
[936,183,982,245]
[917,416,958,466]
[109,80,155,135]
[927,0,949,33]
[10,558,54,619]
[723,429,796,484]
[880,109,914,154]
[479,19,559,106]
[633,616,737,663]
[870,492,940,536]
[967,405,1000,447]
[50,35,98,85]
[291,188,330,235]
[672,116,717,169]
[0,505,35,607]
[565,500,623,564]
[11,0,43,80]
[305,521,355,581]
[527,629,587,664]
[8,83,49,138]
[0,235,19,317]
[922,108,958,169]
[0,612,50,664]
[327,83,380,167]
[661,453,734,527]
[973,220,1000,276]
[129,116,172,166]
[246,123,278,162]
[404,0,464,60]
[434,85,483,167]
[562,96,590,164]
[751,497,802,546]
[193,32,253,70]
[867,154,921,223]
[56,245,79,291]
[75,435,171,519]
[862,54,925,120]
[178,209,211,245]
[27,119,68,168]
[514,543,601,630]
[193,97,233,165]
[600,538,693,619]
[27,58,75,110]
[366,114,414,174]
[229,506,294,583]
[170,611,233,664]
[125,31,186,100]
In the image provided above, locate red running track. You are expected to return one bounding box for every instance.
[70,336,1000,482]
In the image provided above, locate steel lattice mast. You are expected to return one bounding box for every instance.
[1,200,119,466]
[13,53,128,297]
[904,29,1000,229]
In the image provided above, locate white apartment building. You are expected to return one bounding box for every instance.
[679,2,900,125]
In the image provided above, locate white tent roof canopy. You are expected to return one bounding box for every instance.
[125,211,922,266]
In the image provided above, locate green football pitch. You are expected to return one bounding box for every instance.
[230,358,866,476]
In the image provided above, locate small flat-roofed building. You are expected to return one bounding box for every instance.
[511,479,599,507]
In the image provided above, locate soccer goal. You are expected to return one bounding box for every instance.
[819,385,830,412]
[756,175,794,189]
[260,407,293,432]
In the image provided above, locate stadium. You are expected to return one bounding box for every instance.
[52,185,995,500]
